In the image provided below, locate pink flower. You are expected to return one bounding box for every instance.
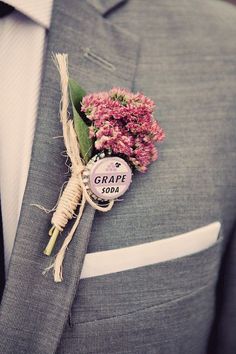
[81,88,165,172]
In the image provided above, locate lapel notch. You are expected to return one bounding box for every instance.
[86,0,128,16]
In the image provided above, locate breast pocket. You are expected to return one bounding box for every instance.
[59,223,224,354]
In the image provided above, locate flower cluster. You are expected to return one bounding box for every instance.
[81,88,165,172]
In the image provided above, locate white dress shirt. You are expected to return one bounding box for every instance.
[0,0,53,272]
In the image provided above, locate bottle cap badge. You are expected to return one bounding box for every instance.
[83,155,132,201]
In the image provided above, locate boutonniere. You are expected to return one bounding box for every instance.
[40,53,165,282]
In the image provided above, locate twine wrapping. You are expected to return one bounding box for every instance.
[45,53,114,282]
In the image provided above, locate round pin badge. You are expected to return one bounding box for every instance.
[82,154,132,201]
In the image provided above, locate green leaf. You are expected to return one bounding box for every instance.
[68,79,93,163]
[69,78,86,108]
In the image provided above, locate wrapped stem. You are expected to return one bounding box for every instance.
[44,173,83,256]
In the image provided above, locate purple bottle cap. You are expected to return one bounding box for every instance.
[89,156,132,200]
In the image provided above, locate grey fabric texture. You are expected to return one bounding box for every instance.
[0,0,236,353]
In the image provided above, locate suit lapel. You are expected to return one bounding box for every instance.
[0,0,139,353]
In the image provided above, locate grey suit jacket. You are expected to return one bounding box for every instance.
[0,0,236,353]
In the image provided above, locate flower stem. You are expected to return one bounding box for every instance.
[44,228,60,256]
[48,225,55,236]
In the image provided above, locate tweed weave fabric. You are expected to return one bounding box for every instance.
[0,0,235,353]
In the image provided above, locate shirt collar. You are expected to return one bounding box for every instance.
[5,0,54,29]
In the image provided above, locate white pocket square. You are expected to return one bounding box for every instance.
[80,221,221,279]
